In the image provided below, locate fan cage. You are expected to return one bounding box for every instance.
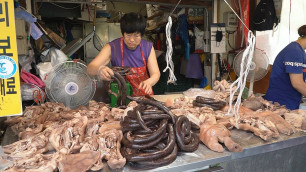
[45,61,96,109]
[233,48,269,82]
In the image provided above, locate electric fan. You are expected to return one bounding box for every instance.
[233,48,269,97]
[45,61,96,109]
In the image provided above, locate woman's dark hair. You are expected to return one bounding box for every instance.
[298,25,306,38]
[120,12,146,36]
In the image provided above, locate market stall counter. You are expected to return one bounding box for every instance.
[1,125,306,171]
[1,94,306,172]
[122,129,306,172]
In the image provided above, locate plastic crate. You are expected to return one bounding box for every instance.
[109,82,133,107]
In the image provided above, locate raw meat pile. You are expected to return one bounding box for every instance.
[2,101,126,171]
[2,79,306,171]
[167,92,305,153]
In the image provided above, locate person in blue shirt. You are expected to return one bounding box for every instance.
[265,25,306,110]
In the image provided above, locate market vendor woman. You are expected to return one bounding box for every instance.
[265,25,306,110]
[87,12,160,96]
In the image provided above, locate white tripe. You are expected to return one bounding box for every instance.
[163,16,177,84]
[227,31,256,128]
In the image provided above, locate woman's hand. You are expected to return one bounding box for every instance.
[139,80,153,95]
[98,66,114,81]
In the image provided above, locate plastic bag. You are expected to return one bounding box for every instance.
[18,54,33,72]
[37,47,68,84]
[37,62,53,83]
[21,84,35,100]
[41,47,68,66]
[194,26,204,50]
[49,48,68,67]
[183,88,215,99]
[20,83,42,101]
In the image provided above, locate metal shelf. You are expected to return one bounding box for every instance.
[34,0,212,8]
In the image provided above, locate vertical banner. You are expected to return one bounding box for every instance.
[236,0,250,47]
[0,1,22,116]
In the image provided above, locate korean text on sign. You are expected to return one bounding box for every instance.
[0,1,22,116]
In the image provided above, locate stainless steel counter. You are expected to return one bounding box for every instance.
[230,129,306,159]
[122,144,231,172]
[2,93,306,171]
[2,129,306,172]
[19,128,296,172]
[119,130,306,172]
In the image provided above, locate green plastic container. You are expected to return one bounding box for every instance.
[109,82,133,107]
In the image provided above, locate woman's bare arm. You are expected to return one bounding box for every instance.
[139,46,161,94]
[146,46,161,86]
[87,44,114,80]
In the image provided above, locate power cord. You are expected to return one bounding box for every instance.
[226,30,236,50]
